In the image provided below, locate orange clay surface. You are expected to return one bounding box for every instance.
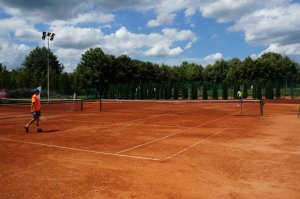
[0,101,299,199]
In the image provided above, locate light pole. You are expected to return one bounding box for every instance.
[42,31,55,102]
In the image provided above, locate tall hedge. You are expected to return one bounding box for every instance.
[182,83,188,99]
[191,82,198,99]
[173,83,178,100]
[275,83,281,99]
[257,82,262,99]
[242,83,248,99]
[212,82,218,100]
[202,83,208,100]
[222,81,228,100]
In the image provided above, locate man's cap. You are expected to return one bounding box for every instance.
[33,88,40,93]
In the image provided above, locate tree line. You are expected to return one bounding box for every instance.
[0,47,299,98]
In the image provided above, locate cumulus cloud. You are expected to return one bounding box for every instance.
[51,12,115,27]
[198,0,287,23]
[203,53,223,65]
[262,43,300,58]
[230,4,300,45]
[102,27,196,57]
[55,48,84,72]
[146,0,189,27]
[0,0,157,22]
[41,26,196,71]
[195,0,300,62]
[0,17,37,68]
[0,38,31,68]
[147,13,177,27]
[51,26,103,49]
[144,45,182,56]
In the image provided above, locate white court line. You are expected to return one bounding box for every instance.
[116,113,170,125]
[0,137,161,161]
[162,127,230,161]
[47,114,166,126]
[76,113,171,131]
[116,107,255,154]
[116,113,238,154]
[61,119,112,125]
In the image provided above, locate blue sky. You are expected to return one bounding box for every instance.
[0,0,300,72]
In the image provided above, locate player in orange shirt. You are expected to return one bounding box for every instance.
[24,88,43,133]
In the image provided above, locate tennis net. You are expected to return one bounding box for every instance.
[100,99,264,116]
[0,98,83,113]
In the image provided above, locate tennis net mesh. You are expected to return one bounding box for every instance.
[100,99,264,116]
[0,98,83,113]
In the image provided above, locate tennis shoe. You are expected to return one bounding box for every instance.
[24,126,29,133]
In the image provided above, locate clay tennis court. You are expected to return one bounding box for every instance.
[0,100,299,198]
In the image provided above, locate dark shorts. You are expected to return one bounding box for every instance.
[32,111,41,119]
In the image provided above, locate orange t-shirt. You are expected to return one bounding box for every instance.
[32,94,41,111]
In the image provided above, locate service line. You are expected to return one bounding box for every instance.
[0,137,161,161]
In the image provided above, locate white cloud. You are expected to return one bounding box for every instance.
[0,39,31,68]
[198,0,287,23]
[147,13,176,27]
[146,0,189,27]
[55,48,84,72]
[185,7,196,17]
[0,17,29,35]
[52,12,115,27]
[203,53,223,65]
[51,26,103,49]
[231,4,300,45]
[229,3,300,60]
[145,45,183,56]
[20,26,196,70]
[250,53,258,60]
[262,43,300,58]
[102,27,196,57]
[0,17,36,68]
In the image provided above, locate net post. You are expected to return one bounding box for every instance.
[298,105,300,118]
[240,99,243,113]
[80,99,83,111]
[260,99,264,116]
[99,91,102,112]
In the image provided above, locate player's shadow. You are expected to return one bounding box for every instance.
[42,129,60,133]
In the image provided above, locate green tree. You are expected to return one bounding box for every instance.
[226,58,242,81]
[256,52,297,81]
[179,61,203,81]
[75,47,114,94]
[204,60,228,83]
[0,64,10,88]
[21,47,63,93]
[241,57,257,81]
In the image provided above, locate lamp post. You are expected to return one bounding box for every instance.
[42,31,55,102]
